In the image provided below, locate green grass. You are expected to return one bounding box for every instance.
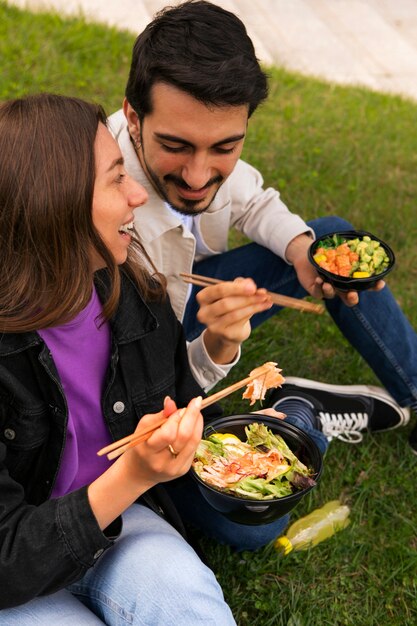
[2,2,417,624]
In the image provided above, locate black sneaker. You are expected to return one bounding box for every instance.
[267,376,410,444]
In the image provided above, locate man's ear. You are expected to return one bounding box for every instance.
[123,98,141,143]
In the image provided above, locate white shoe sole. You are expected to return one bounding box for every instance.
[283,376,410,428]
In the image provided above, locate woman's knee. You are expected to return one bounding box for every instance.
[74,507,233,623]
[71,529,234,624]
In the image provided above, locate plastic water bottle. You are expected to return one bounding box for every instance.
[274,500,350,554]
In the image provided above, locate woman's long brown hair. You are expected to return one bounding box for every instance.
[0,93,165,333]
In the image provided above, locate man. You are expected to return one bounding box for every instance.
[109,0,416,451]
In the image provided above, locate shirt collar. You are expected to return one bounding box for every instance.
[108,111,193,244]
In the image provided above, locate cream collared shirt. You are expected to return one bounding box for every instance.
[108,109,313,391]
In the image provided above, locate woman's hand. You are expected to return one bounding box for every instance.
[125,396,204,485]
[88,396,203,530]
[196,278,273,364]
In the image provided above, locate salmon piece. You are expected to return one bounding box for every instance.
[198,448,289,489]
[336,243,350,255]
[316,243,357,277]
[242,361,285,405]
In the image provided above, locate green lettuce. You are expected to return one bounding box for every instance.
[193,422,316,501]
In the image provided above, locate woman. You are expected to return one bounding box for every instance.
[0,93,235,624]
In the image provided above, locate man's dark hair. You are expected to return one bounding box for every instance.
[125,0,268,119]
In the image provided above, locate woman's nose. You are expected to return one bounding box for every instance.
[129,179,148,207]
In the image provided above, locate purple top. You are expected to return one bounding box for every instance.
[38,287,113,498]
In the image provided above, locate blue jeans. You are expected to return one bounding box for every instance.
[167,407,328,552]
[184,216,417,410]
[0,504,236,625]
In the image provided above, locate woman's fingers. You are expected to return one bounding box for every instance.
[163,395,178,417]
[121,397,204,487]
[145,397,202,454]
[174,396,204,448]
[140,397,203,478]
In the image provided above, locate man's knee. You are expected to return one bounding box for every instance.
[308,215,354,237]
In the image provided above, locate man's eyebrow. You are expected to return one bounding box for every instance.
[106,157,124,172]
[154,132,245,147]
[212,134,246,147]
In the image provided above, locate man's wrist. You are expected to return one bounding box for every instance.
[202,329,239,365]
[285,232,313,265]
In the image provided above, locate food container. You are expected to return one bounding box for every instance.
[308,230,395,291]
[190,414,323,525]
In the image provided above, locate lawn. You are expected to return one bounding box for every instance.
[1,2,417,624]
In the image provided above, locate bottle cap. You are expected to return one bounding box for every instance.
[274,536,293,555]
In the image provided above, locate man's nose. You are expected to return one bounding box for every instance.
[182,153,212,189]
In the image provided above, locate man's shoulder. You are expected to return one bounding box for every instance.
[224,158,264,199]
[232,158,262,178]
[106,111,152,193]
[107,109,126,139]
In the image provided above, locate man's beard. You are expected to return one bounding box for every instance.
[142,152,223,216]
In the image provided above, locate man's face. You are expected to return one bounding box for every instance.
[124,83,249,215]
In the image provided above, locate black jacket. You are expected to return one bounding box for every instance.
[0,270,219,609]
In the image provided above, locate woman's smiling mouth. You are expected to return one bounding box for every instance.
[118,220,135,238]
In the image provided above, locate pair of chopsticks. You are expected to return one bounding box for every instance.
[97,365,271,461]
[180,272,325,315]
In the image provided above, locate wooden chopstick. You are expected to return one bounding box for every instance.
[97,365,271,461]
[102,417,169,460]
[180,272,325,314]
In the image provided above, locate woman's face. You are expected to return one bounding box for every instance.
[91,123,148,269]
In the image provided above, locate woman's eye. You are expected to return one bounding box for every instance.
[115,173,126,184]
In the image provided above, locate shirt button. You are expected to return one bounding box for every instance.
[113,401,125,414]
[93,549,104,559]
[4,428,16,440]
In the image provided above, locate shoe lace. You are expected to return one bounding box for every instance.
[318,411,369,444]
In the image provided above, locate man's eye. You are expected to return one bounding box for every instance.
[215,146,237,155]
[161,144,187,153]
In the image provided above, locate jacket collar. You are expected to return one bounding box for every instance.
[0,269,158,356]
[0,331,40,357]
[95,268,158,344]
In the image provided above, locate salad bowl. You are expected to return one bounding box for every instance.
[308,230,395,292]
[190,414,323,525]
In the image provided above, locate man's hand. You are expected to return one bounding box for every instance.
[285,233,385,307]
[196,277,273,364]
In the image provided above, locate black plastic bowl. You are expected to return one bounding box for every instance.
[190,414,323,525]
[308,230,395,291]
